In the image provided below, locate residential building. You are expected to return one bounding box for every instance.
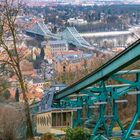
[48,40,69,55]
[68,18,88,25]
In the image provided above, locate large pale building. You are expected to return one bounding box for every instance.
[48,40,69,55]
[36,109,73,134]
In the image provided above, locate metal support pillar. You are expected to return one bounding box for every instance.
[87,107,92,119]
[87,96,93,119]
[90,104,108,140]
[92,81,109,136]
[122,94,140,140]
[76,108,82,126]
[109,99,124,136]
[122,73,140,140]
[74,96,83,127]
[94,104,108,133]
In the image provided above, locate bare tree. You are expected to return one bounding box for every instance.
[0,0,33,138]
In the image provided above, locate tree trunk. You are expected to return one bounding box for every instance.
[17,64,34,138]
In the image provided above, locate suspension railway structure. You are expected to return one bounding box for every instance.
[31,36,140,139]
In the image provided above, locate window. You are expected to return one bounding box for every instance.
[43,116,45,126]
[41,117,43,126]
[40,116,45,126]
[40,117,42,125]
[46,116,48,126]
[52,112,72,127]
[57,113,61,126]
[52,113,56,127]
[63,112,66,126]
[66,112,71,126]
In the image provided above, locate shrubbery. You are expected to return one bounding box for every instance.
[64,127,90,140]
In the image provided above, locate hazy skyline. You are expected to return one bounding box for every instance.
[30,0,140,3]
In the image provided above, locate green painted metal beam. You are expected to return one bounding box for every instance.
[54,39,140,100]
[115,69,140,75]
